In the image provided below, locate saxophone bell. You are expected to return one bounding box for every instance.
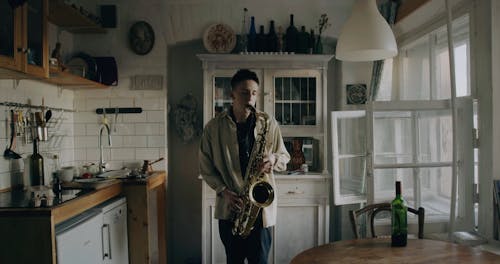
[249,181,274,207]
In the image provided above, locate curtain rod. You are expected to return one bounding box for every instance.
[0,101,75,112]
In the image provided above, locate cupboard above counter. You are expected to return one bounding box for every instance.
[0,0,109,88]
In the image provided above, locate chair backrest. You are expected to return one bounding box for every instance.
[349,203,425,239]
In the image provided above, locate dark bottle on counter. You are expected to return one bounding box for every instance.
[297,26,310,54]
[52,173,62,196]
[267,20,278,52]
[30,139,45,186]
[285,14,298,53]
[391,181,408,247]
[248,16,257,52]
[256,25,266,52]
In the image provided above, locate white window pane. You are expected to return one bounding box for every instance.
[420,167,452,219]
[417,110,453,163]
[374,167,451,221]
[332,111,367,205]
[455,44,470,97]
[435,48,451,99]
[338,157,366,196]
[376,59,394,101]
[397,14,469,101]
[373,110,452,165]
[401,37,431,100]
[373,168,414,204]
[373,111,413,164]
[337,116,366,155]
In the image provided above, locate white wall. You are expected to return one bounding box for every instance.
[0,0,168,187]
[0,80,75,189]
[165,0,355,45]
[70,0,168,171]
[72,89,166,171]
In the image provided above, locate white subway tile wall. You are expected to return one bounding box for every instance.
[0,80,75,190]
[73,89,166,172]
[0,79,167,190]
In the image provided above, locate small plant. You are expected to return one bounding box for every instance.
[318,13,331,36]
[315,14,331,54]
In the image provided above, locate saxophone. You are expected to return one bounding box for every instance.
[232,107,275,238]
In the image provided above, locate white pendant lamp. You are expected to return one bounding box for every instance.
[336,0,398,61]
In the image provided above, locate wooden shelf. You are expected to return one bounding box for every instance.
[48,0,106,34]
[48,67,107,88]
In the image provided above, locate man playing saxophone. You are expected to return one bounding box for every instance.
[199,69,290,264]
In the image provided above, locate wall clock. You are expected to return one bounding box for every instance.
[129,21,155,55]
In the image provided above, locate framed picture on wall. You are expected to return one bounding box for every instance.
[346,83,367,104]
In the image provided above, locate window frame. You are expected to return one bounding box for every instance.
[332,13,475,231]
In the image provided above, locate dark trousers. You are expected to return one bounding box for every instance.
[218,216,272,264]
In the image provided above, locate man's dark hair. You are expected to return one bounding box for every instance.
[231,69,259,90]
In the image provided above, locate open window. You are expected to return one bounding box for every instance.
[332,14,474,231]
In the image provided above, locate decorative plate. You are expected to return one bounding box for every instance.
[203,23,236,53]
[346,84,367,104]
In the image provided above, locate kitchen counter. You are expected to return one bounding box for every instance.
[0,188,88,208]
[0,181,122,224]
[0,171,167,264]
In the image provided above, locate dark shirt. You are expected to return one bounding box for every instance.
[230,108,256,179]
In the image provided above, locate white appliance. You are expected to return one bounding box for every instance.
[55,197,129,264]
[97,196,129,264]
[56,209,104,264]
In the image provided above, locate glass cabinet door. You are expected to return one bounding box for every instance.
[274,76,317,126]
[213,76,232,116]
[0,1,21,70]
[25,0,48,77]
[27,0,43,67]
[210,70,262,118]
[0,2,15,58]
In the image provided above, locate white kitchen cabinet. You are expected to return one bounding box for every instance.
[56,209,104,264]
[273,176,329,264]
[98,197,129,264]
[198,54,333,264]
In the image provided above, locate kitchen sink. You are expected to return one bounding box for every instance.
[96,169,130,179]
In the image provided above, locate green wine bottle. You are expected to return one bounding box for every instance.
[30,139,45,186]
[391,181,407,247]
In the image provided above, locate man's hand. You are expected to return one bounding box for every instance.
[259,153,276,174]
[221,189,243,212]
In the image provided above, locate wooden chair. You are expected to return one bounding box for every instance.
[349,202,425,239]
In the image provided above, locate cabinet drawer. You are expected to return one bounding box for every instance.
[276,179,328,198]
[202,177,330,199]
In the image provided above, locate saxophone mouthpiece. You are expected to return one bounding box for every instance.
[246,104,256,113]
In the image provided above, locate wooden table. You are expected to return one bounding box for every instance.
[290,238,500,263]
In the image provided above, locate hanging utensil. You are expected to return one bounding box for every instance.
[4,109,22,159]
[41,97,45,127]
[45,109,52,124]
[113,107,118,133]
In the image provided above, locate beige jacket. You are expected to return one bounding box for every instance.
[199,110,290,227]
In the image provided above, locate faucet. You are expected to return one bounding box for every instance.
[98,123,112,174]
